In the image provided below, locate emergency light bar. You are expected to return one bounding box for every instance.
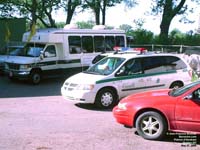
[113,47,147,54]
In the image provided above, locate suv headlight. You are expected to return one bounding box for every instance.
[76,84,94,91]
[20,64,30,69]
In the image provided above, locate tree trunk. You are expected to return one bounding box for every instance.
[159,16,171,44]
[101,0,106,25]
[159,0,186,44]
[66,0,79,25]
[66,9,73,24]
[95,10,100,25]
[66,0,73,24]
[94,1,101,25]
[30,0,37,30]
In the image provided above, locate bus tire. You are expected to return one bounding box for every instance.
[30,70,41,84]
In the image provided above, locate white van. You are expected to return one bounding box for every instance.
[61,50,193,108]
[4,25,127,84]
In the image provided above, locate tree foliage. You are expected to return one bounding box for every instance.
[83,0,137,25]
[61,0,82,24]
[76,20,95,28]
[0,0,136,28]
[151,0,200,44]
[1,0,200,46]
[0,0,61,28]
[83,0,119,25]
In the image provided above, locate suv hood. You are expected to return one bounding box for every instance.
[66,72,106,84]
[0,55,8,62]
[5,56,39,64]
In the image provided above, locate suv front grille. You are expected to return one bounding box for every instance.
[64,82,78,91]
[7,63,20,70]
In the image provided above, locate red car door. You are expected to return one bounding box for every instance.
[175,88,200,132]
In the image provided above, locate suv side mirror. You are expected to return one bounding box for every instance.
[184,94,193,100]
[116,67,125,76]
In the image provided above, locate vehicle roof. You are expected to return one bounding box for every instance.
[24,28,125,35]
[106,52,183,60]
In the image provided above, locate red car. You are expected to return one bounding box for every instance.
[113,80,200,140]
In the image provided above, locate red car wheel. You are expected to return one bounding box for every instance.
[136,111,168,140]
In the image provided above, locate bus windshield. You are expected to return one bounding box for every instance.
[8,46,24,56]
[0,45,24,56]
[17,43,45,57]
[85,57,125,75]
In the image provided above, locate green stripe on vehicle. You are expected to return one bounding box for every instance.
[96,70,177,84]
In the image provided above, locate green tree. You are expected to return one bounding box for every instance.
[84,0,101,25]
[83,0,137,25]
[76,20,95,28]
[151,0,200,44]
[61,0,82,24]
[0,0,60,28]
[183,31,200,45]
[131,29,154,44]
[169,29,184,44]
[119,24,133,33]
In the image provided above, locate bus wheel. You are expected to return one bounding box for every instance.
[30,71,41,84]
[95,88,117,109]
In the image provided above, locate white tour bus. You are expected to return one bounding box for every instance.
[4,25,127,84]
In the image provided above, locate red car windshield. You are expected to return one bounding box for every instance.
[169,81,200,97]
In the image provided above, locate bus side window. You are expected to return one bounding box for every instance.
[68,36,81,54]
[94,36,105,53]
[105,36,115,51]
[82,36,94,53]
[115,36,125,47]
[44,45,56,57]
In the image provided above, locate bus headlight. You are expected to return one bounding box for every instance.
[20,64,30,69]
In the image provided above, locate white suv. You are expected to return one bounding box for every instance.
[61,51,193,109]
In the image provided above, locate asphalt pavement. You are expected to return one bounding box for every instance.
[0,75,199,150]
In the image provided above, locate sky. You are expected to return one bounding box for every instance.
[54,1,200,34]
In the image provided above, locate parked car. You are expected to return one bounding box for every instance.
[0,45,24,75]
[113,80,200,140]
[61,50,193,109]
[0,50,7,75]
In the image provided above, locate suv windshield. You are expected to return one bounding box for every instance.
[85,57,125,75]
[169,80,200,97]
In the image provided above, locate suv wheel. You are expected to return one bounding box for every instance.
[95,88,117,109]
